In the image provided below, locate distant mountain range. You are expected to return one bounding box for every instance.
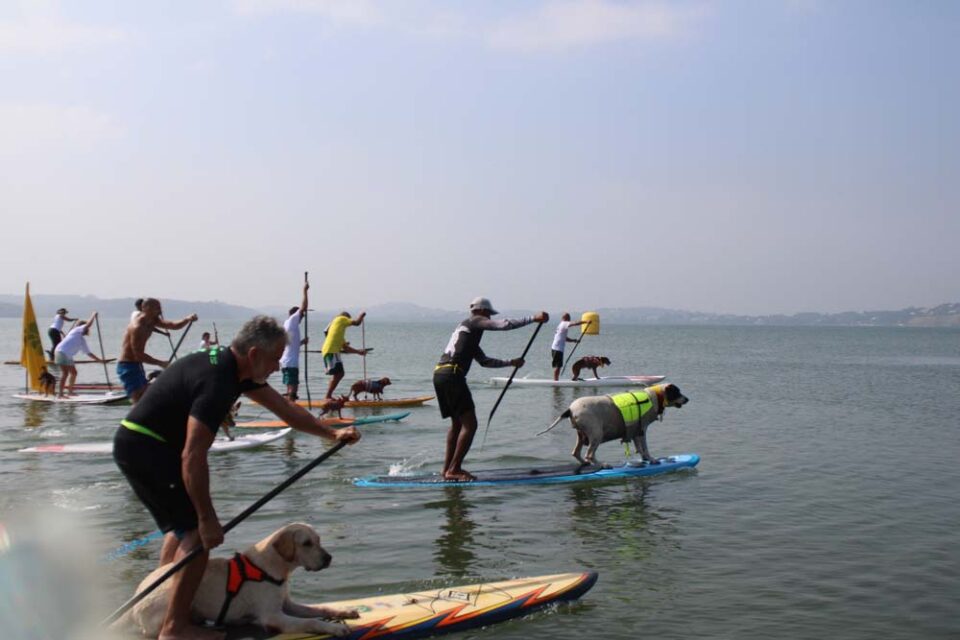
[1,294,958,327]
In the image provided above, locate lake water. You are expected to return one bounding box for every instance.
[0,319,958,639]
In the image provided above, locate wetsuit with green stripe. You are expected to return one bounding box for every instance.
[112,347,265,534]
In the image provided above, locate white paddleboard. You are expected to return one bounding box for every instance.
[11,391,128,405]
[20,429,291,454]
[488,375,666,388]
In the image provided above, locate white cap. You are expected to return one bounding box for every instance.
[469,297,498,315]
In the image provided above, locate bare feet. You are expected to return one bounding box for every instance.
[443,469,476,482]
[159,623,225,640]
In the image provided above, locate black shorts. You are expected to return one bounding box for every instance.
[113,426,197,535]
[433,371,474,419]
[551,349,564,368]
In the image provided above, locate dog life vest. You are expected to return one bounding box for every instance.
[360,379,384,394]
[608,386,665,443]
[215,552,285,626]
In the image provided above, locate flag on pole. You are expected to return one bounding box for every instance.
[20,283,47,392]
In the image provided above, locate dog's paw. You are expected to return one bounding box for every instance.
[332,608,360,620]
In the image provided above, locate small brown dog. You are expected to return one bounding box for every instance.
[38,368,57,396]
[349,377,391,401]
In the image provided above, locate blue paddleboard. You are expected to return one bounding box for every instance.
[354,454,699,487]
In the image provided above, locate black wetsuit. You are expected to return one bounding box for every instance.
[112,347,264,534]
[433,315,532,418]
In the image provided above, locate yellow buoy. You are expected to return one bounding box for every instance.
[580,312,600,335]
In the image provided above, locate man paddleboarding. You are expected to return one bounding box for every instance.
[47,307,77,360]
[53,311,106,397]
[551,313,588,381]
[112,315,360,640]
[434,297,547,481]
[280,281,309,400]
[321,310,370,399]
[118,298,197,404]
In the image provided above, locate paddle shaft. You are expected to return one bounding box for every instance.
[100,439,348,626]
[93,314,114,390]
[168,320,194,362]
[559,320,592,376]
[482,321,543,447]
[303,271,311,406]
[361,321,367,395]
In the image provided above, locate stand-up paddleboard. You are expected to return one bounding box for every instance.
[489,375,666,388]
[224,571,598,640]
[20,429,291,454]
[236,411,411,429]
[356,454,699,488]
[3,358,116,366]
[262,396,435,409]
[345,395,433,408]
[11,391,128,405]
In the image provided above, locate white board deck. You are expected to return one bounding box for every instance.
[20,429,292,454]
[488,375,666,388]
[11,391,128,405]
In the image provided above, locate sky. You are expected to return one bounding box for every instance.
[1,0,957,315]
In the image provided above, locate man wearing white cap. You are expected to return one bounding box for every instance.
[433,297,547,481]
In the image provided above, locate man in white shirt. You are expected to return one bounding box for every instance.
[551,313,587,381]
[279,282,309,400]
[54,311,105,396]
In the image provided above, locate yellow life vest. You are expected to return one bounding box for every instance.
[609,390,654,427]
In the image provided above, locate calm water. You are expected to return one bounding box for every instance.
[0,319,958,639]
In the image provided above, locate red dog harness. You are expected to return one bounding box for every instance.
[215,552,285,626]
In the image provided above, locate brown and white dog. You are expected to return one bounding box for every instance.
[349,377,391,401]
[540,383,689,464]
[120,523,358,637]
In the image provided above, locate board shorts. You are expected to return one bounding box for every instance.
[551,349,564,368]
[113,425,197,536]
[433,367,474,419]
[117,361,149,396]
[54,350,74,366]
[323,353,343,376]
[282,367,299,386]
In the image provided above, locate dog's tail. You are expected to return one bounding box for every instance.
[536,409,572,436]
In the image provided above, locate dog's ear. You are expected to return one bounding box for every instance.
[273,529,298,562]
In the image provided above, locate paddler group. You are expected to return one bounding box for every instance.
[15,285,662,640]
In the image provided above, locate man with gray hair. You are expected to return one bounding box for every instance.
[113,315,361,640]
[433,297,547,481]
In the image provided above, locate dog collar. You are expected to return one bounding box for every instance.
[215,552,285,626]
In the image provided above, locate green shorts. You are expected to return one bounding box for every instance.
[282,367,299,386]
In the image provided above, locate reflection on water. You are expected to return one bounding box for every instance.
[425,487,477,578]
[566,482,679,563]
[21,401,50,429]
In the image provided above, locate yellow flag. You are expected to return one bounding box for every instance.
[20,283,47,392]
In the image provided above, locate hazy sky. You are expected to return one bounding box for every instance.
[1,1,957,315]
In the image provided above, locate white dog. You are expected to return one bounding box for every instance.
[122,523,358,637]
[540,383,689,464]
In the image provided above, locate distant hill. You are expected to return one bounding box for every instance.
[0,294,259,321]
[1,294,958,327]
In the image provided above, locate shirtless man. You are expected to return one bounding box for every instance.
[118,298,197,403]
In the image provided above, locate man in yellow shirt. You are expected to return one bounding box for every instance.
[322,310,370,398]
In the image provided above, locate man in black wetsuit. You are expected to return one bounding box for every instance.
[433,297,547,481]
[113,316,360,640]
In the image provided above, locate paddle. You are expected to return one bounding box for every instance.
[93,313,114,391]
[100,438,349,626]
[168,320,194,363]
[303,271,312,407]
[361,319,367,398]
[213,322,220,346]
[481,321,544,448]
[559,319,592,377]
